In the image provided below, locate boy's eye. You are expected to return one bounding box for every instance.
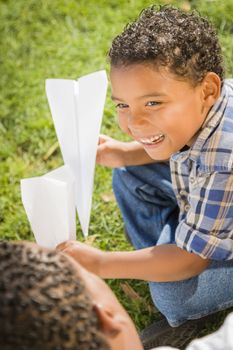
[145,101,161,107]
[116,103,129,109]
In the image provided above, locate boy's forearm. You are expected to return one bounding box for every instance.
[123,141,160,165]
[99,244,210,282]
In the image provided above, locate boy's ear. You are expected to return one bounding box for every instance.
[201,72,221,108]
[93,303,124,338]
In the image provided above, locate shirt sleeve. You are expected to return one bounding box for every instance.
[186,313,233,350]
[175,171,233,260]
[152,313,233,350]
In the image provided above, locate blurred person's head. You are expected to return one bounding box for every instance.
[0,241,142,350]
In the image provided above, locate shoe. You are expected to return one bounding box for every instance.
[140,311,227,350]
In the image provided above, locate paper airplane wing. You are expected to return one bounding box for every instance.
[46,70,108,236]
[75,70,108,235]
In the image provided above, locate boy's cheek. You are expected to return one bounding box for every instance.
[118,116,130,135]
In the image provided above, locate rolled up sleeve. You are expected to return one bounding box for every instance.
[175,171,233,260]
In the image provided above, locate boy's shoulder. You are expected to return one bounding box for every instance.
[194,79,233,173]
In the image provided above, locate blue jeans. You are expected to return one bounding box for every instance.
[112,162,233,326]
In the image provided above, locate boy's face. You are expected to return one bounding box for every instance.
[110,64,210,160]
[68,255,143,350]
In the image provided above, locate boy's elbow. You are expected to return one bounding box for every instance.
[182,251,211,279]
[150,245,210,282]
[168,247,211,281]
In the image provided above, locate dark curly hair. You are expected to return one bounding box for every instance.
[0,241,110,350]
[109,5,224,84]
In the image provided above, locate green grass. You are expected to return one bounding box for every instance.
[1,0,233,334]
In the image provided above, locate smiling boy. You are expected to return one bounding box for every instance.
[58,5,233,346]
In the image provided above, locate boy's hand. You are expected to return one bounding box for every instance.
[96,134,155,168]
[96,134,129,168]
[56,240,104,275]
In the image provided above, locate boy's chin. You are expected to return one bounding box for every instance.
[145,148,172,161]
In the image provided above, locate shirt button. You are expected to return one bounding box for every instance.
[180,190,187,196]
[184,204,190,212]
[190,177,195,183]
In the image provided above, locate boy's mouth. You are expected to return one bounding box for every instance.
[138,134,165,145]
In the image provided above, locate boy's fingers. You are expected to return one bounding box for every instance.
[98,134,110,145]
[97,143,104,154]
[56,242,66,251]
[96,143,106,163]
[56,240,76,251]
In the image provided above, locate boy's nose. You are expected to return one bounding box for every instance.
[127,110,147,129]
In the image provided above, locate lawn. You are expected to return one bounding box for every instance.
[1,0,233,333]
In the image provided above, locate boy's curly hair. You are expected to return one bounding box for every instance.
[0,241,110,350]
[109,5,224,84]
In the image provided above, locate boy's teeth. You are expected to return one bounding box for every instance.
[140,134,164,144]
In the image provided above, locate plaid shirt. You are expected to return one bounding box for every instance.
[170,79,233,260]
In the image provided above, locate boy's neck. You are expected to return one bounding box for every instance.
[180,145,190,152]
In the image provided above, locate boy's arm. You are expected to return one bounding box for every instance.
[96,134,157,168]
[100,244,210,281]
[57,241,210,282]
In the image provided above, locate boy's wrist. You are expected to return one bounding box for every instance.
[98,251,122,279]
[98,250,110,278]
[122,141,155,166]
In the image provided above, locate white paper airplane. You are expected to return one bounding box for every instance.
[21,165,76,249]
[45,70,108,236]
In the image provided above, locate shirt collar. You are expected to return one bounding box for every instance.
[188,80,228,161]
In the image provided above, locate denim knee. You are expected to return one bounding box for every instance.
[149,278,199,327]
[149,259,233,327]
